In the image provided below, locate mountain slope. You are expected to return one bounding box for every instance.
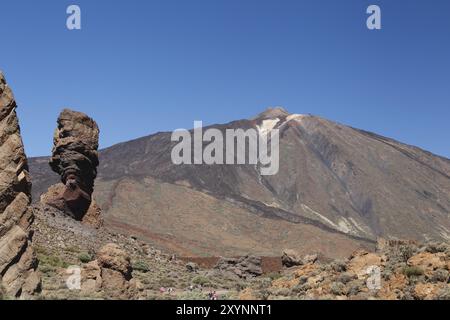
[29,108,450,256]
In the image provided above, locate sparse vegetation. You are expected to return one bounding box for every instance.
[265,272,282,281]
[291,283,311,294]
[430,269,449,283]
[27,205,450,300]
[133,260,150,273]
[64,246,80,253]
[254,289,270,300]
[37,251,70,270]
[252,277,272,290]
[332,281,347,295]
[176,291,206,300]
[0,285,5,300]
[402,266,424,278]
[401,246,415,261]
[78,252,94,263]
[192,275,211,287]
[159,277,176,288]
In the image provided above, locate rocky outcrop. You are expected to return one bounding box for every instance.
[215,255,263,279]
[44,109,100,221]
[282,249,303,267]
[282,249,318,267]
[257,241,450,300]
[40,183,103,228]
[80,243,138,299]
[0,72,41,298]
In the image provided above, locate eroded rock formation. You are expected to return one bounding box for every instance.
[80,243,139,299]
[44,109,100,222]
[282,249,318,267]
[0,72,41,298]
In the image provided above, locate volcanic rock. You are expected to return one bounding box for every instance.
[40,183,103,228]
[80,243,137,299]
[407,252,447,276]
[45,109,100,221]
[282,249,303,267]
[0,71,41,298]
[215,255,263,279]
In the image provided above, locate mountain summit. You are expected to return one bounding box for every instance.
[252,106,291,120]
[29,108,450,257]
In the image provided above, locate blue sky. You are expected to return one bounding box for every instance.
[1,0,449,158]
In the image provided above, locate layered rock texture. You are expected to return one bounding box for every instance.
[80,243,138,299]
[0,72,40,298]
[42,109,101,225]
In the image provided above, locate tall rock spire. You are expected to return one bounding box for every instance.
[0,71,41,298]
[48,109,100,221]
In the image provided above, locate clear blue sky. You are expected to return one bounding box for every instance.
[1,0,449,158]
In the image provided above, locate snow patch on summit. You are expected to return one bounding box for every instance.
[256,118,280,137]
[286,114,307,122]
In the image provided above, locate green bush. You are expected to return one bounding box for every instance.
[252,278,271,290]
[330,282,346,295]
[159,277,176,288]
[133,261,150,273]
[265,272,282,281]
[177,291,207,300]
[39,254,70,269]
[398,245,415,262]
[39,264,56,275]
[271,287,291,297]
[292,283,311,294]
[64,246,80,253]
[402,266,424,278]
[192,276,211,286]
[254,289,270,300]
[78,252,94,263]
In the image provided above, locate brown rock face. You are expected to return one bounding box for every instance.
[281,249,303,267]
[215,255,263,279]
[0,72,40,298]
[80,243,137,299]
[40,183,103,228]
[48,109,99,220]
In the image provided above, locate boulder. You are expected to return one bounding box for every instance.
[347,250,384,279]
[81,260,102,294]
[303,254,318,264]
[281,249,303,267]
[282,250,318,267]
[97,243,133,278]
[0,72,41,298]
[81,243,137,299]
[413,283,443,300]
[215,255,262,279]
[407,252,446,276]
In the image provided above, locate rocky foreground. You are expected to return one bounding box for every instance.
[245,240,450,300]
[3,203,448,300]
